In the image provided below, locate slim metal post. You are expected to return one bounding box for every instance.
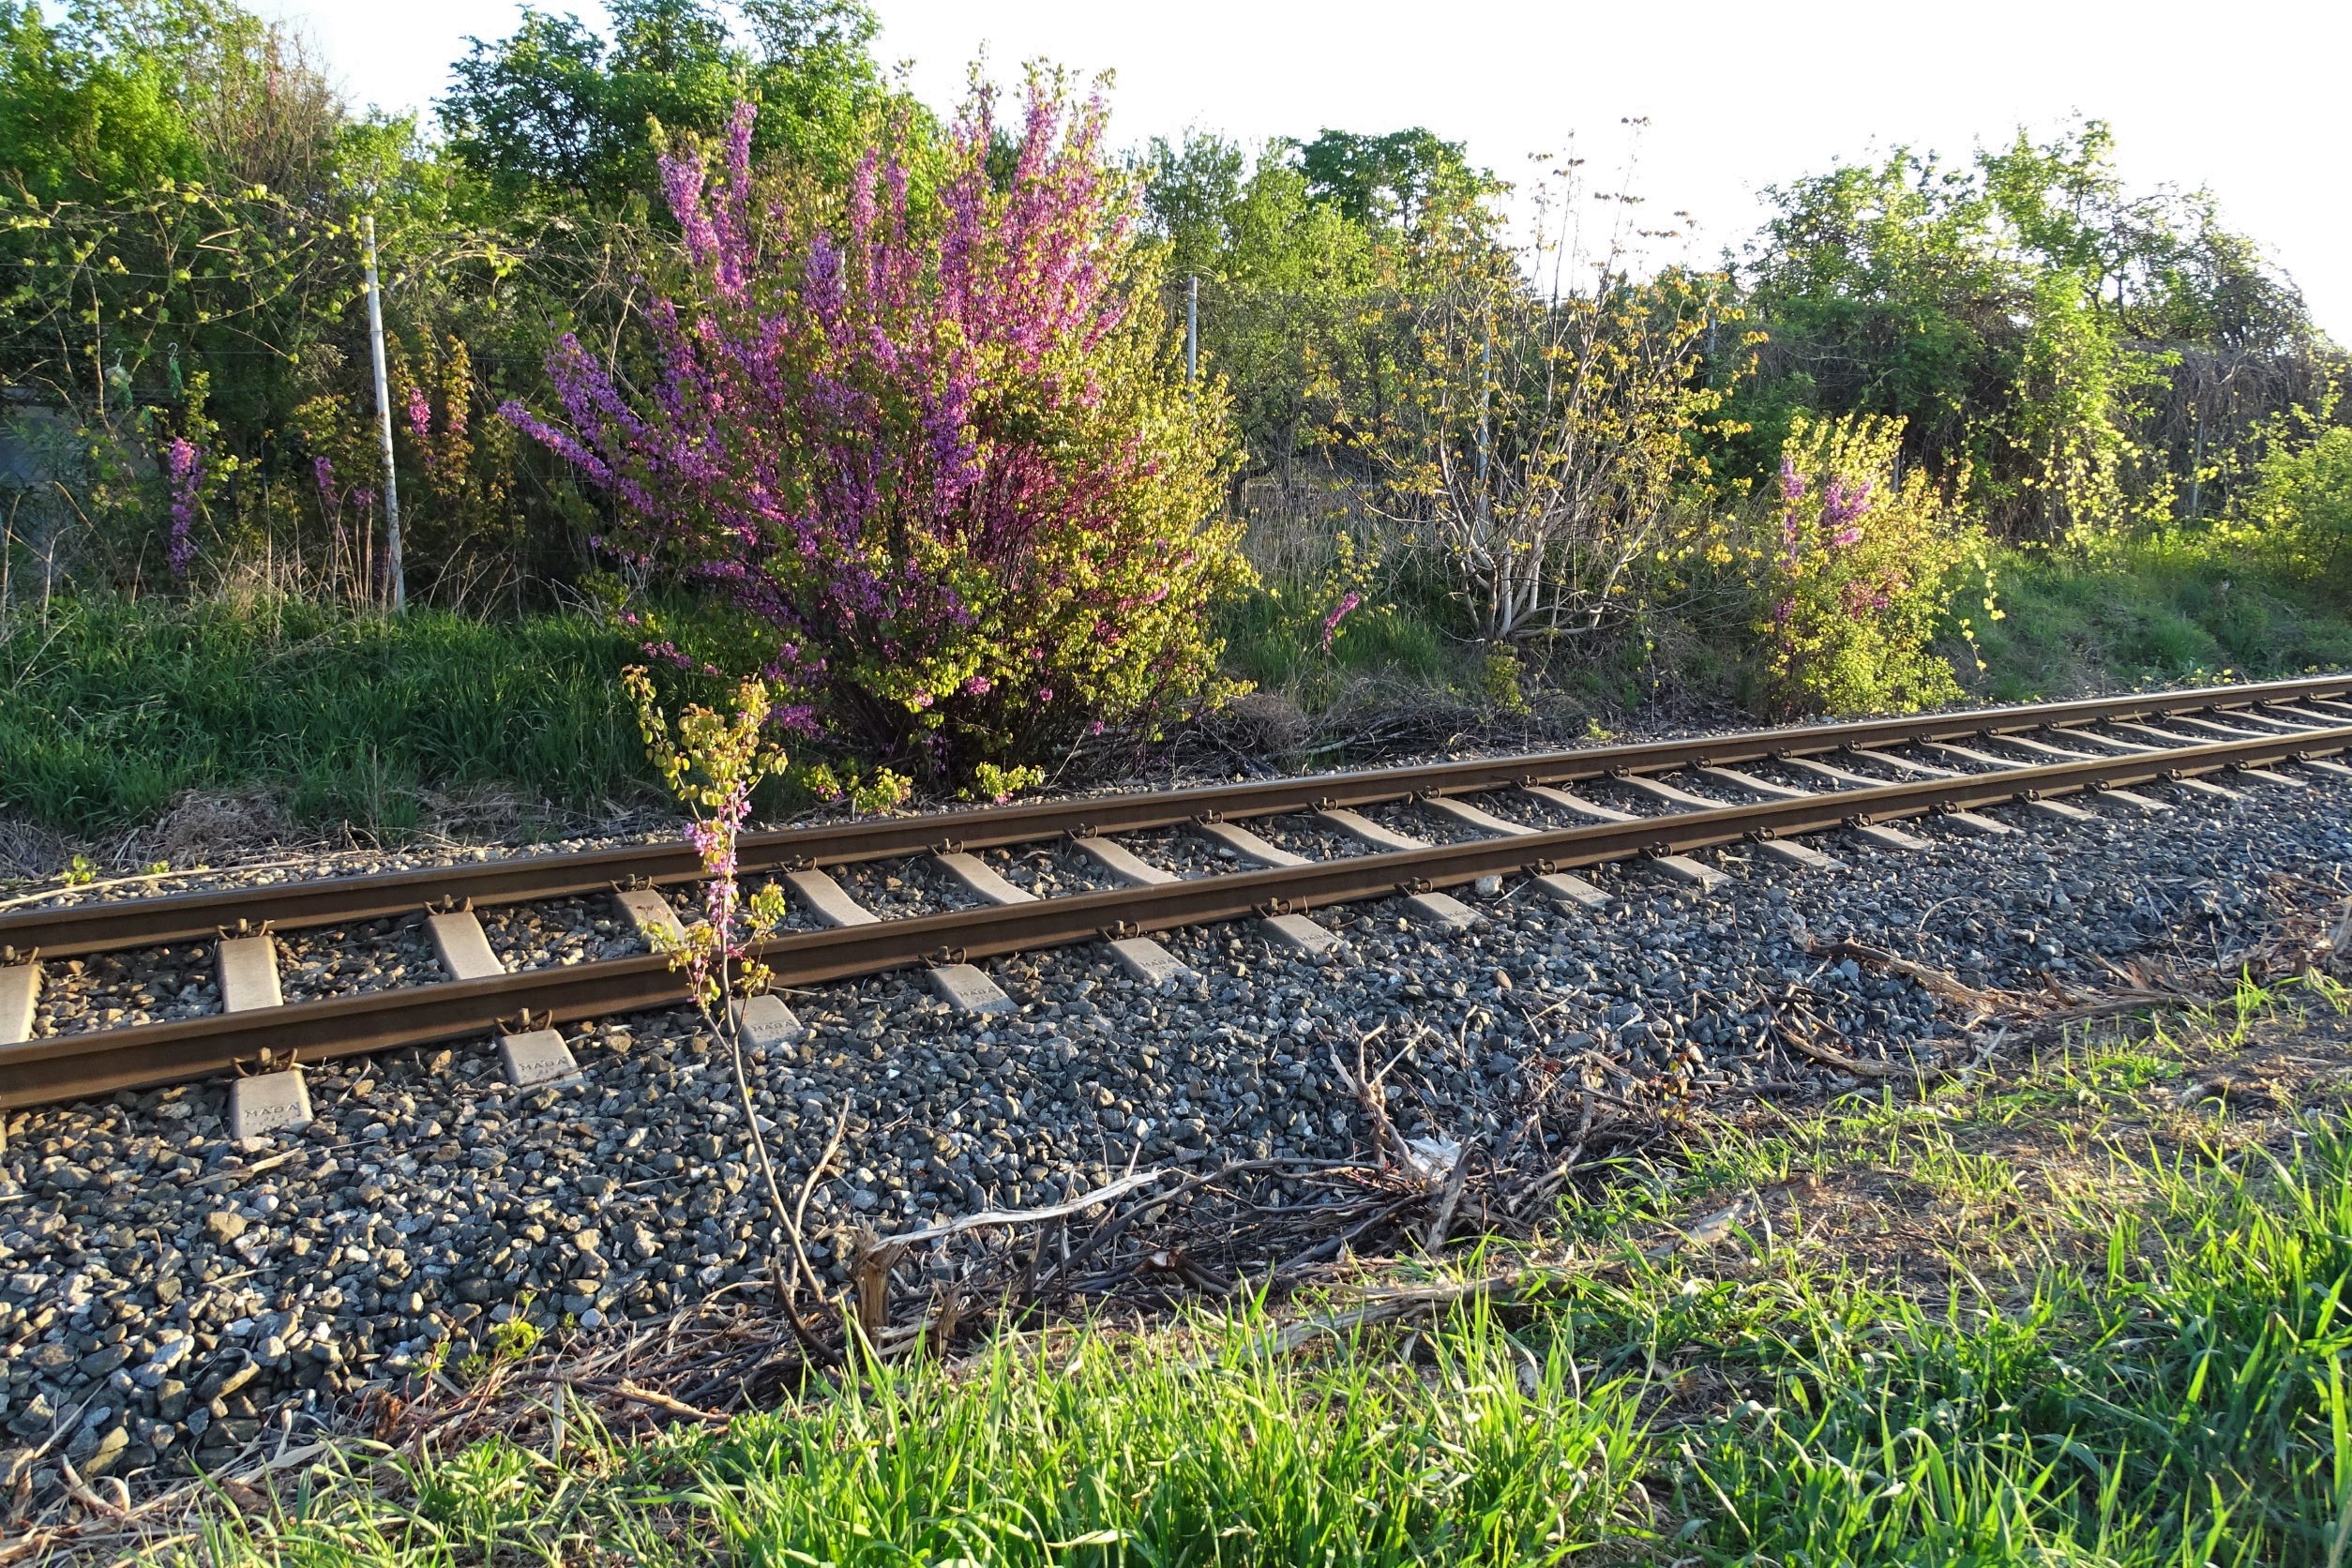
[1475,327,1492,526]
[362,214,404,613]
[1185,273,1199,386]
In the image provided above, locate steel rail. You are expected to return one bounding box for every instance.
[5,722,2344,1110]
[6,673,2349,961]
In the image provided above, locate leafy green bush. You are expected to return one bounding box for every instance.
[2239,424,2352,587]
[1752,413,1998,716]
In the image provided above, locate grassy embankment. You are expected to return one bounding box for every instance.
[1970,532,2352,700]
[0,596,647,844]
[3,531,2347,852]
[143,973,2352,1564]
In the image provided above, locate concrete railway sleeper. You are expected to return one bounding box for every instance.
[0,703,2345,1115]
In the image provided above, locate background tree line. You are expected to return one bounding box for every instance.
[0,0,2344,735]
[1147,118,2339,537]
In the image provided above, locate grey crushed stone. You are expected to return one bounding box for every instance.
[482,897,644,972]
[1364,798,1485,844]
[28,945,219,1036]
[1107,826,1244,880]
[1251,814,1380,861]
[830,857,985,921]
[0,761,2344,1501]
[279,920,441,1004]
[982,844,1124,900]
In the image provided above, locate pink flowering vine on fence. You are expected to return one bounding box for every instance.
[500,76,1245,790]
[164,437,202,578]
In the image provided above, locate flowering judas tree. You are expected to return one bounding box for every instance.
[505,78,1248,793]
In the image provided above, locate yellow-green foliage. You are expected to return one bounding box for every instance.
[1756,413,1998,716]
[2238,424,2352,587]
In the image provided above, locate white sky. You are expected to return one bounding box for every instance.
[269,0,2352,337]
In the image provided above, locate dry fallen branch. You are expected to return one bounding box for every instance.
[1777,1021,1946,1085]
[1804,889,2345,1058]
[606,1379,723,1424]
[884,1167,1171,1245]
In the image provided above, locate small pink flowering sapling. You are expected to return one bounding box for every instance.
[623,666,816,1312]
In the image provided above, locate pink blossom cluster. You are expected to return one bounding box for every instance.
[1320,591,1363,651]
[686,800,748,985]
[502,85,1168,776]
[165,437,202,577]
[1773,456,1895,627]
[1777,460,1876,568]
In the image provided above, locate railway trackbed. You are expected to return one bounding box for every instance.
[4,674,2349,1120]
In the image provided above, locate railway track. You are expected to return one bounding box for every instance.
[3,674,2349,1119]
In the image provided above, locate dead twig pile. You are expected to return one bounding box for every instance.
[344,1035,1661,1464]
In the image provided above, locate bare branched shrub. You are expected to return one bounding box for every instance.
[185,17,344,202]
[1369,152,1753,641]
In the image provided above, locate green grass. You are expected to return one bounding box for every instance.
[0,594,650,840]
[1214,580,1466,701]
[1222,525,2352,729]
[163,981,2352,1565]
[1972,531,2352,701]
[1212,579,1672,728]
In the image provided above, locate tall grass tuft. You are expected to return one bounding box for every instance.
[1671,1126,2352,1563]
[182,1304,1652,1565]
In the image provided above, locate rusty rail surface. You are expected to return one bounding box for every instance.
[4,712,2344,1110]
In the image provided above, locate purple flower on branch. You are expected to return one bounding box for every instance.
[165,437,202,577]
[1821,478,1874,546]
[1320,591,1363,651]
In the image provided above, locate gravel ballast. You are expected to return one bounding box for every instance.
[0,760,2346,1504]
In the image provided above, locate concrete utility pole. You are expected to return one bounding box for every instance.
[362,214,404,613]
